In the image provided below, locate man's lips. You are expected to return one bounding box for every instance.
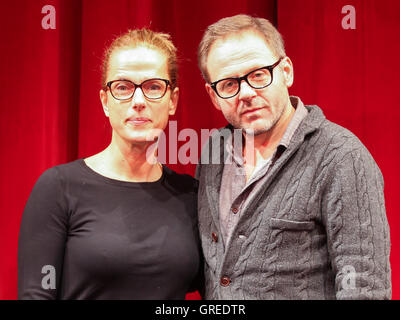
[241,107,264,116]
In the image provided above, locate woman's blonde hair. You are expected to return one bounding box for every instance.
[102,28,178,89]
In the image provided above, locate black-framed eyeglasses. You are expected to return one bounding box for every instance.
[106,78,170,100]
[210,57,284,99]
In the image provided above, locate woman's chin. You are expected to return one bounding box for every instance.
[125,130,162,144]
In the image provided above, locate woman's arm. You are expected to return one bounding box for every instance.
[18,167,68,299]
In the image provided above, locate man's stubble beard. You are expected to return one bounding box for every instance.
[227,101,287,137]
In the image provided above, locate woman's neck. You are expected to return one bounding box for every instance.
[85,135,162,183]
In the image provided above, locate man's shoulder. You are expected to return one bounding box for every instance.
[195,125,230,179]
[320,117,362,147]
[304,105,375,162]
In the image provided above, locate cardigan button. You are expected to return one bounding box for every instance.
[212,232,218,242]
[232,207,238,214]
[220,276,231,287]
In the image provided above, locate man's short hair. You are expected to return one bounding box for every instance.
[198,14,286,83]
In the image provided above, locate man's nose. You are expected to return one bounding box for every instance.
[131,87,146,111]
[238,80,257,101]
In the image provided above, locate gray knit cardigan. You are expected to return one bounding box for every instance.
[196,105,391,300]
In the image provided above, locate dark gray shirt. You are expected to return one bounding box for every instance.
[219,96,308,245]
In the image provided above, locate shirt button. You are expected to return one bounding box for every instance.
[212,232,218,242]
[232,207,238,214]
[220,276,231,287]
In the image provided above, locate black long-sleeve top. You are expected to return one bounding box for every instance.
[18,159,203,299]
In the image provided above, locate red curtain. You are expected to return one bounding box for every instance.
[0,0,398,299]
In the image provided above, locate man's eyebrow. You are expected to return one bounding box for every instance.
[217,65,265,80]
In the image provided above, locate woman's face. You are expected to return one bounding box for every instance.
[100,46,178,145]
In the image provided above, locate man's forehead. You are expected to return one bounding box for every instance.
[211,30,272,53]
[207,31,276,80]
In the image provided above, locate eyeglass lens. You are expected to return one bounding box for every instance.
[215,68,272,98]
[110,79,167,100]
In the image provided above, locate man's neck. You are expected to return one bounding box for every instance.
[242,102,295,179]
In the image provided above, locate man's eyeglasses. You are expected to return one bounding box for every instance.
[106,78,170,100]
[210,58,283,99]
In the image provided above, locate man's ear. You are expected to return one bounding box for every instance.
[100,89,109,117]
[281,56,294,88]
[205,83,221,111]
[168,86,179,116]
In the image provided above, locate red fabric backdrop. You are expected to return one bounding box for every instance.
[0,0,398,299]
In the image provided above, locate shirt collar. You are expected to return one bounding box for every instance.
[279,96,308,148]
[226,96,308,166]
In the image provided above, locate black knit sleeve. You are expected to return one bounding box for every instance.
[188,180,205,297]
[18,167,69,299]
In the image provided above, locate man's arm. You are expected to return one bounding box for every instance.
[322,147,391,299]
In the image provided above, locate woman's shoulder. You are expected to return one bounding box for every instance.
[162,166,198,194]
[26,160,84,209]
[36,159,85,185]
[42,159,83,175]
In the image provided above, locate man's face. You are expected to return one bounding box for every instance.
[205,30,293,136]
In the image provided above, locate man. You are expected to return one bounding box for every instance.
[195,14,391,299]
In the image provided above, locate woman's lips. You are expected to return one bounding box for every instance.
[126,117,151,125]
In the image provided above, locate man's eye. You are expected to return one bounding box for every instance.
[251,71,268,80]
[116,86,129,91]
[223,80,236,89]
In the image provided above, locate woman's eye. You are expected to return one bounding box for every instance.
[149,85,161,91]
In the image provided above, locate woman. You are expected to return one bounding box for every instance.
[18,29,203,299]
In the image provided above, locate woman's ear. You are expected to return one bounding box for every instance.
[168,86,179,116]
[100,89,109,117]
